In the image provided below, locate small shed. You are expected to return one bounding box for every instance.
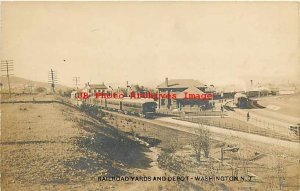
[71,91,77,99]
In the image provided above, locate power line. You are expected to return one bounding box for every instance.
[126,80,131,97]
[48,69,58,93]
[72,76,80,105]
[1,60,14,97]
[28,84,33,94]
[72,76,80,90]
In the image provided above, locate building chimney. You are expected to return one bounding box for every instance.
[165,77,168,87]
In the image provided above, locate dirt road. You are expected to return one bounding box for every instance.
[155,117,300,150]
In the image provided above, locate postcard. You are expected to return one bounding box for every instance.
[1,2,299,191]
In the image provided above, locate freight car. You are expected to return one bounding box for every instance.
[87,97,157,118]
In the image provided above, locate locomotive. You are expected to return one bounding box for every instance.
[87,97,157,118]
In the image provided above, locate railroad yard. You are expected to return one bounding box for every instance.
[1,94,299,191]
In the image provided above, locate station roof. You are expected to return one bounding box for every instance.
[157,79,205,89]
[234,93,247,98]
[176,86,205,99]
[88,84,108,89]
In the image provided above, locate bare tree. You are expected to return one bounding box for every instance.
[274,155,286,191]
[230,157,241,177]
[191,128,211,162]
[165,135,180,155]
[266,154,287,191]
[202,129,211,158]
[157,135,183,174]
[240,153,250,175]
[191,139,202,162]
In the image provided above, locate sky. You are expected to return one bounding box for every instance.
[1,2,299,89]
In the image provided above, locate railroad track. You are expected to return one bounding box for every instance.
[223,105,234,111]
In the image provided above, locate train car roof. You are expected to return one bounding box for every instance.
[234,93,247,98]
[92,97,156,104]
[122,98,156,104]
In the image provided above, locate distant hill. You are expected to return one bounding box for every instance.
[0,76,70,93]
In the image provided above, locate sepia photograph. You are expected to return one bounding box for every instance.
[1,2,299,191]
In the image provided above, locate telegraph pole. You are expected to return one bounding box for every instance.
[73,76,80,105]
[28,83,33,94]
[73,76,80,91]
[1,60,14,97]
[126,80,130,97]
[48,69,57,93]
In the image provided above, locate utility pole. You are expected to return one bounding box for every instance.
[28,82,33,94]
[72,76,80,105]
[48,69,57,93]
[126,80,130,97]
[0,82,3,92]
[1,60,14,97]
[28,85,33,94]
[73,76,80,91]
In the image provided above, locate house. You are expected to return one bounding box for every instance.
[71,90,77,99]
[82,82,108,97]
[157,78,210,110]
[279,86,296,95]
[266,84,295,95]
[245,86,271,97]
[246,90,260,97]
[257,87,271,96]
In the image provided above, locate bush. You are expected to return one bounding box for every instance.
[63,89,74,97]
[35,87,47,93]
[191,128,211,162]
[157,151,184,173]
[80,103,104,118]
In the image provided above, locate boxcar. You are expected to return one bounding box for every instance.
[106,99,122,111]
[121,99,157,117]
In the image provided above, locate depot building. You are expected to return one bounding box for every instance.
[157,78,213,111]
